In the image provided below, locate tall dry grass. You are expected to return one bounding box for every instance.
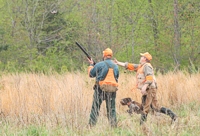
[0,71,199,129]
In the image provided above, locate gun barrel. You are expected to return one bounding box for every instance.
[75,42,91,60]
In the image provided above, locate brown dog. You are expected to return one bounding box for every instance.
[120,97,143,115]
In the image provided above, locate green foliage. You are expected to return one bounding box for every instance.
[25,125,48,136]
[27,43,71,73]
[0,0,199,73]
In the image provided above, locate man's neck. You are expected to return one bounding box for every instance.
[140,61,147,65]
[104,57,112,60]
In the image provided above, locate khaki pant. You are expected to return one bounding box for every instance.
[142,88,160,114]
[140,88,177,125]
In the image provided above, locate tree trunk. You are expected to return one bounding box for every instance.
[148,0,158,55]
[173,0,181,69]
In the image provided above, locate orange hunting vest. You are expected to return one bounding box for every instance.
[99,62,118,92]
[136,63,156,89]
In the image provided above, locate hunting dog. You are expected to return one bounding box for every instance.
[120,97,143,115]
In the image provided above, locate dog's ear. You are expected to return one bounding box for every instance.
[120,97,131,105]
[127,98,132,103]
[120,99,127,105]
[120,101,124,105]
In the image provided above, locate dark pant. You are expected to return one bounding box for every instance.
[89,85,117,127]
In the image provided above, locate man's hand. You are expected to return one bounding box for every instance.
[113,58,118,64]
[87,58,94,65]
[141,84,148,95]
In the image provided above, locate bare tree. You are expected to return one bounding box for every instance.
[173,0,181,69]
[148,0,158,55]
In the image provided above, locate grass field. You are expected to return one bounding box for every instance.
[0,71,200,136]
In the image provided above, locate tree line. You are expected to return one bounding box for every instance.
[0,0,199,73]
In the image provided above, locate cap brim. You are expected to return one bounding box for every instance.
[140,53,144,56]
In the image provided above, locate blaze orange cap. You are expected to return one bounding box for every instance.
[140,52,152,60]
[103,48,113,57]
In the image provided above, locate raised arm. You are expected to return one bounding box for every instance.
[114,58,140,71]
[113,58,126,67]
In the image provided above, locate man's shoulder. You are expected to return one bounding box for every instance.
[95,61,105,65]
[143,63,153,71]
[144,63,153,67]
[105,60,118,67]
[94,61,106,68]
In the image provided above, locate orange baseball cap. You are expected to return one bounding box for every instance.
[103,48,113,57]
[140,52,152,60]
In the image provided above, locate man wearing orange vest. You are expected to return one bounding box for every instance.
[87,48,119,127]
[114,52,177,125]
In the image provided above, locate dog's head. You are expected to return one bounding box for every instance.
[120,98,143,115]
[120,97,132,105]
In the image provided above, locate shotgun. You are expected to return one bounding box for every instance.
[75,42,96,65]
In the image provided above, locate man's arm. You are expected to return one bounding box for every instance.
[113,58,126,67]
[87,58,96,77]
[141,65,154,95]
[113,64,119,82]
[144,65,154,85]
[114,58,139,71]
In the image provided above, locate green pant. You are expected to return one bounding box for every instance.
[89,86,117,127]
